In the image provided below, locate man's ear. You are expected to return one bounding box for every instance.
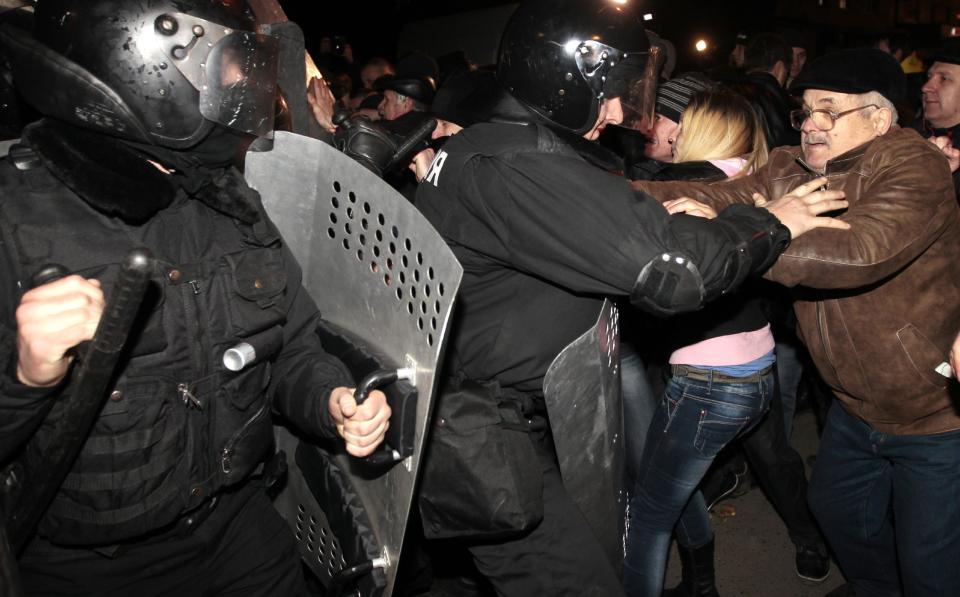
[872,106,893,135]
[772,61,788,86]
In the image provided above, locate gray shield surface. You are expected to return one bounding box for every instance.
[246,132,462,597]
[542,299,624,570]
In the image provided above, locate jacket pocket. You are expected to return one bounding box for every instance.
[222,247,287,338]
[418,380,543,540]
[896,324,950,389]
[214,364,274,486]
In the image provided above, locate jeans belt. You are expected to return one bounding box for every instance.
[670,364,773,384]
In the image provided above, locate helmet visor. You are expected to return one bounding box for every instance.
[603,47,660,131]
[199,32,280,137]
[158,14,280,138]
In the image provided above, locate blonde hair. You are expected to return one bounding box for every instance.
[672,89,769,175]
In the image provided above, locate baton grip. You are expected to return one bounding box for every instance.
[386,117,437,173]
[6,248,155,553]
[30,264,69,289]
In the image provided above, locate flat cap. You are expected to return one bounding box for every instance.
[788,48,906,105]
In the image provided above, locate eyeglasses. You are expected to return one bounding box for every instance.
[789,104,879,131]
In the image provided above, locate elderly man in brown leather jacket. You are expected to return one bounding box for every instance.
[633,49,960,597]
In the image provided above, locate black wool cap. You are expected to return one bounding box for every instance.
[788,48,906,105]
[374,51,440,105]
[655,73,712,124]
[931,37,960,66]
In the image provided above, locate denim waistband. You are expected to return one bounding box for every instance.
[670,364,773,384]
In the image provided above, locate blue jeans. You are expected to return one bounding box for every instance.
[623,369,773,596]
[808,403,960,597]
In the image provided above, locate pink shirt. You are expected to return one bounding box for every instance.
[667,155,767,367]
[708,157,749,178]
[669,324,775,366]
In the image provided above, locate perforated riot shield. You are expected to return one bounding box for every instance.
[246,132,462,597]
[542,299,624,571]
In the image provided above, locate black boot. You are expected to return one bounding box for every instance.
[662,539,720,597]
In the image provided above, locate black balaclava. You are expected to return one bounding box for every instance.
[25,118,261,225]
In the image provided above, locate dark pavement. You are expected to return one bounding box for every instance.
[410,407,845,597]
[665,408,845,597]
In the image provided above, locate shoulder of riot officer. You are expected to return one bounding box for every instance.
[449,121,571,161]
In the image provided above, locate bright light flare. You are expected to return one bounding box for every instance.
[695,39,708,52]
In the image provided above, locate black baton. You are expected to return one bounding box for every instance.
[4,248,154,552]
[385,117,437,173]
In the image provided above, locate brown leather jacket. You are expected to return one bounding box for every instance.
[633,127,960,435]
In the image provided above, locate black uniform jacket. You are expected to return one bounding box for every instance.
[0,138,352,545]
[415,121,788,395]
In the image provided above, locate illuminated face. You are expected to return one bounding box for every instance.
[641,113,680,161]
[922,62,960,129]
[791,47,808,80]
[671,123,685,162]
[378,90,413,121]
[799,89,881,171]
[582,97,623,141]
[432,119,463,139]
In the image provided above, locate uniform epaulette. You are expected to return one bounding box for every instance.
[9,143,41,171]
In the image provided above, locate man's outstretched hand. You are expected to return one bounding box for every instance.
[754,177,851,239]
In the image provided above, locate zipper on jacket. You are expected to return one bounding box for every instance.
[221,401,270,475]
[178,383,203,410]
[180,283,204,378]
[179,279,213,380]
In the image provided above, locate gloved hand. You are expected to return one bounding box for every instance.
[333,116,398,177]
[334,111,438,179]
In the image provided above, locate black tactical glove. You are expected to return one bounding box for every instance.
[334,112,438,179]
[333,116,398,177]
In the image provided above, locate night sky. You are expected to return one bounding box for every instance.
[281,0,784,70]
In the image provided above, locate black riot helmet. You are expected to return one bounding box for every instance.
[0,0,281,149]
[497,0,660,135]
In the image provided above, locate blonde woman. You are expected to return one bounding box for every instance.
[625,90,782,597]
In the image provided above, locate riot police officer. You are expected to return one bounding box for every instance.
[413,1,848,595]
[0,1,390,595]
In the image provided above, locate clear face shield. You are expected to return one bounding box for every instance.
[574,40,660,131]
[154,13,280,138]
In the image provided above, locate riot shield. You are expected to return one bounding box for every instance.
[542,299,625,571]
[246,132,462,597]
[248,0,326,139]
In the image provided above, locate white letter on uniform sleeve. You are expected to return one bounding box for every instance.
[425,150,448,187]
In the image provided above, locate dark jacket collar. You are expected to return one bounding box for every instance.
[917,119,960,144]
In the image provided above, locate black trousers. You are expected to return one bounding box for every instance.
[740,368,824,547]
[18,483,308,597]
[464,430,625,597]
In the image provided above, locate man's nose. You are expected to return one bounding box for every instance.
[800,115,820,134]
[607,98,624,125]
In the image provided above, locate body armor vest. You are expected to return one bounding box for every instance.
[0,155,287,546]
